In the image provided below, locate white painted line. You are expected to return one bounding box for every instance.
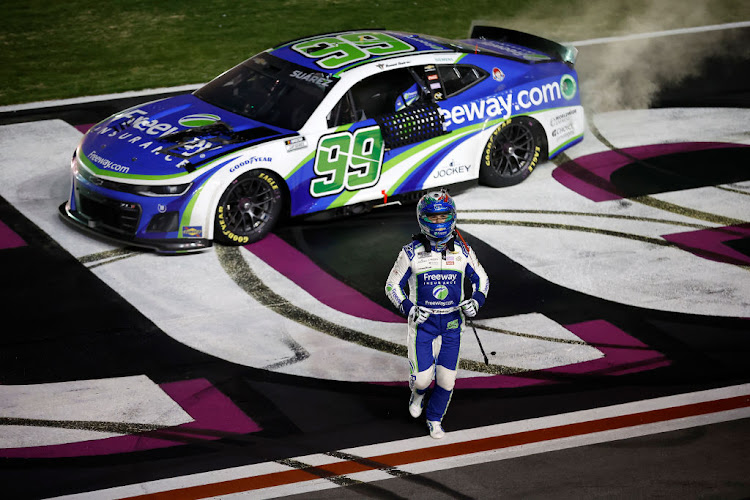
[0,375,193,448]
[0,84,202,113]
[568,20,750,46]
[47,383,750,500]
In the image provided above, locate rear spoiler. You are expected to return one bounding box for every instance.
[469,25,578,66]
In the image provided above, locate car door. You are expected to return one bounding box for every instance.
[312,66,446,205]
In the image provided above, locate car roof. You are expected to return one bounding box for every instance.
[268,30,462,76]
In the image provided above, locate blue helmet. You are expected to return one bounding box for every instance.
[417,190,456,242]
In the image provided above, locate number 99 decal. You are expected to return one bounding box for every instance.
[310,126,385,198]
[291,32,415,70]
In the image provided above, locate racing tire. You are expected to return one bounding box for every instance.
[479,117,545,187]
[214,170,283,246]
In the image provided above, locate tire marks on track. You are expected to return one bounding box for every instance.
[583,115,748,226]
[214,245,526,376]
[78,248,142,268]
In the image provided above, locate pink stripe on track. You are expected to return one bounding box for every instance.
[245,234,404,323]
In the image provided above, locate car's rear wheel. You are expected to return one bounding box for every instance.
[214,170,283,246]
[479,117,545,187]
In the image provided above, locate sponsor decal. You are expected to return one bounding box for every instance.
[439,79,569,128]
[289,70,334,88]
[447,319,459,329]
[396,86,419,110]
[433,160,470,179]
[550,109,578,127]
[549,108,578,140]
[433,285,449,300]
[101,109,178,138]
[380,60,412,69]
[425,299,453,307]
[229,156,273,173]
[561,74,577,100]
[182,226,203,237]
[551,123,575,138]
[178,114,221,127]
[285,136,308,152]
[492,67,505,82]
[423,271,458,284]
[92,109,224,168]
[88,150,130,173]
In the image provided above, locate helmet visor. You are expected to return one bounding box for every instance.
[421,212,454,224]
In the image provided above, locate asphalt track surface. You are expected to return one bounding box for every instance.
[1,25,749,500]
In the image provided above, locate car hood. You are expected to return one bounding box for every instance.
[79,94,294,180]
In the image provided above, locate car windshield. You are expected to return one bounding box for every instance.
[194,53,338,131]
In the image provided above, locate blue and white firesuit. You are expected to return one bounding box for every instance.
[385,235,490,422]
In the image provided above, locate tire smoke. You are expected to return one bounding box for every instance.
[475,0,749,112]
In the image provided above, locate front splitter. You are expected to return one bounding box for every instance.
[58,202,212,254]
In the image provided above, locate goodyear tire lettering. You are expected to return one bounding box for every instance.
[479,117,545,188]
[214,170,283,246]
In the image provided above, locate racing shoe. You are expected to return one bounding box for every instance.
[409,390,425,418]
[427,420,445,439]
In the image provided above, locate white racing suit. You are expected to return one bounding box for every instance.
[385,235,489,422]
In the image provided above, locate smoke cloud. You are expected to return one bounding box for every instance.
[476,0,750,113]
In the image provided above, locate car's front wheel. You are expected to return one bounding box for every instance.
[479,117,545,187]
[214,170,283,246]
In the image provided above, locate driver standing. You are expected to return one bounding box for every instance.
[385,190,489,438]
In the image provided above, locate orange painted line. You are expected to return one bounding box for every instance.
[125,394,750,500]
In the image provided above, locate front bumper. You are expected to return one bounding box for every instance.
[59,202,211,254]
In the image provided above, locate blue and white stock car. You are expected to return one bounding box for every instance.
[60,25,584,252]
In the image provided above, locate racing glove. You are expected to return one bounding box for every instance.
[460,299,479,318]
[409,305,431,324]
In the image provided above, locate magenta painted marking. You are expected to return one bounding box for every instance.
[0,378,261,458]
[245,233,404,323]
[378,319,669,389]
[553,142,745,202]
[551,151,628,202]
[452,319,669,389]
[74,123,94,134]
[0,220,26,250]
[662,223,750,266]
[556,320,671,377]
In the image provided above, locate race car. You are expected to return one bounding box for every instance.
[60,25,584,253]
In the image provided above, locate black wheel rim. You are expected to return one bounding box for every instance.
[222,178,276,235]
[489,123,535,177]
